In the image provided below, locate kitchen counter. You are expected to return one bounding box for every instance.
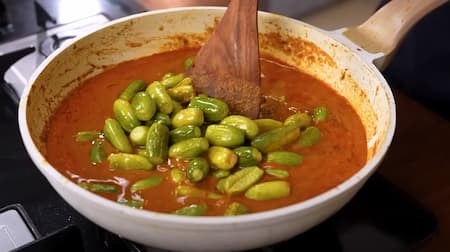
[378,90,450,251]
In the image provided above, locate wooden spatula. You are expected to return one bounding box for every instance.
[186,0,261,119]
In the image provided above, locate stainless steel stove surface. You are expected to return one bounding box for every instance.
[0,1,438,251]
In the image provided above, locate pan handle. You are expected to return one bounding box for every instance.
[330,0,448,69]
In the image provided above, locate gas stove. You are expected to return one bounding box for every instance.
[1,14,109,98]
[0,0,143,102]
[0,1,438,251]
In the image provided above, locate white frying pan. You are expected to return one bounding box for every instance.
[18,0,447,251]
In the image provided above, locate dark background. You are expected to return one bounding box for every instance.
[380,1,450,119]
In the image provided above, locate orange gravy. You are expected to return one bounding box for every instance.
[46,48,367,215]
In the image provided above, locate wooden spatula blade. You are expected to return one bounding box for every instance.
[187,0,261,119]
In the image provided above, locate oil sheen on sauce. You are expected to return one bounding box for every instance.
[45,48,367,216]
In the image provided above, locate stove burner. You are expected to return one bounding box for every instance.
[39,34,75,57]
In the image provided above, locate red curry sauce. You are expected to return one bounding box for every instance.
[45,48,367,215]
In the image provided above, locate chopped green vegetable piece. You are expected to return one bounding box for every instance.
[131,92,156,121]
[267,151,303,166]
[135,148,148,157]
[130,176,163,193]
[265,169,289,179]
[104,118,132,153]
[162,72,175,80]
[188,96,229,122]
[89,141,106,164]
[207,192,223,199]
[170,168,185,183]
[79,182,118,193]
[187,157,210,183]
[146,123,169,165]
[170,125,202,143]
[253,119,283,133]
[129,126,149,146]
[75,131,101,142]
[119,80,146,102]
[161,73,184,89]
[298,126,321,148]
[108,153,154,170]
[146,81,173,114]
[312,106,328,123]
[173,203,208,216]
[208,146,238,170]
[120,199,144,208]
[175,185,206,198]
[224,202,248,216]
[205,124,245,148]
[168,138,209,159]
[167,83,194,103]
[284,112,312,129]
[222,166,263,195]
[153,112,171,126]
[245,181,290,200]
[212,170,230,179]
[113,99,141,132]
[233,146,262,167]
[171,108,204,128]
[251,126,300,153]
[183,56,195,70]
[221,115,259,139]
